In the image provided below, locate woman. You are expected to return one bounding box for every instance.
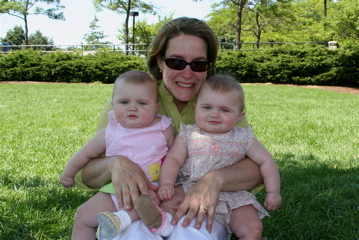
[74,17,263,239]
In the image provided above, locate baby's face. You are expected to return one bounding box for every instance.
[112,81,159,129]
[195,87,244,135]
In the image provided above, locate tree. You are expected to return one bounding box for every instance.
[117,15,172,55]
[206,0,248,49]
[93,0,156,53]
[4,25,25,49]
[323,0,359,45]
[83,16,111,50]
[206,6,237,47]
[0,0,65,45]
[28,30,54,50]
[243,0,292,48]
[280,0,326,42]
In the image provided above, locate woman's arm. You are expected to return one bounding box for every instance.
[171,158,262,232]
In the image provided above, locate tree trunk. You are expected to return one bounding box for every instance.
[235,0,247,50]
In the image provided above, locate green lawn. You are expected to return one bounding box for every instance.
[1,83,358,239]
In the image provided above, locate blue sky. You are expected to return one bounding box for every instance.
[0,0,212,45]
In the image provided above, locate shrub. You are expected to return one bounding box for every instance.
[0,46,357,87]
[216,45,358,87]
[0,50,147,83]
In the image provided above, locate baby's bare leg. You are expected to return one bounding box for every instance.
[72,192,117,240]
[229,205,263,240]
[159,185,185,216]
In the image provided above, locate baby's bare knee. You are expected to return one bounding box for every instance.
[73,203,88,223]
[233,219,263,239]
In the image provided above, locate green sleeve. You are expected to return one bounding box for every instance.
[74,169,99,191]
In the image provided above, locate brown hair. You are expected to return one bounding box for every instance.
[148,17,218,80]
[199,75,245,112]
[113,71,158,101]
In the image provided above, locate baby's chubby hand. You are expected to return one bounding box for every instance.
[60,173,75,188]
[157,183,175,201]
[264,192,282,211]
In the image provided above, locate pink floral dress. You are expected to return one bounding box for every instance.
[177,123,269,232]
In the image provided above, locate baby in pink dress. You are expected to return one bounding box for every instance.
[60,71,175,240]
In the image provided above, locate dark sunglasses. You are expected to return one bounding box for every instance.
[162,57,210,72]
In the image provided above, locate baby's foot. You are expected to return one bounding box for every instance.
[97,211,122,239]
[136,194,173,236]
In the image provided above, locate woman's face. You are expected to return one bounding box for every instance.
[157,34,208,106]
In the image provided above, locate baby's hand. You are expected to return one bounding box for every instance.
[264,193,282,211]
[158,183,175,201]
[60,173,75,188]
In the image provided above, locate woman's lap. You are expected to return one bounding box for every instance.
[98,216,230,240]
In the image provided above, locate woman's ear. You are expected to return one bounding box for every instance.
[156,56,163,72]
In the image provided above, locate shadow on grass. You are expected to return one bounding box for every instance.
[0,174,94,239]
[231,153,359,240]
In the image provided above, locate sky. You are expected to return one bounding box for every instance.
[0,0,213,46]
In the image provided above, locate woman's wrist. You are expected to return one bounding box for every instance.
[202,170,224,192]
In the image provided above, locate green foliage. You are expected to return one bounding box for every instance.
[117,16,173,56]
[207,0,359,47]
[28,30,55,50]
[0,50,147,83]
[323,0,359,45]
[4,25,26,49]
[216,45,358,87]
[83,16,112,50]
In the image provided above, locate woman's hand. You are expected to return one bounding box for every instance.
[171,158,262,232]
[110,156,159,210]
[171,171,221,233]
[82,155,158,210]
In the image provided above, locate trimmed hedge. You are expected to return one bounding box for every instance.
[0,50,147,84]
[216,44,358,87]
[0,45,358,87]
